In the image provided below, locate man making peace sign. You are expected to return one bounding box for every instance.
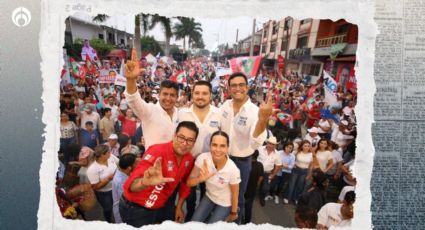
[119,121,198,227]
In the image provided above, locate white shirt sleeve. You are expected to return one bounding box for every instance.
[229,166,241,185]
[249,123,267,151]
[317,204,330,226]
[86,166,100,185]
[124,90,152,121]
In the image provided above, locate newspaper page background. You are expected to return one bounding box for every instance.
[372,0,425,229]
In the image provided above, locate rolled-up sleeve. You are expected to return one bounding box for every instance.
[124,90,151,121]
[249,122,267,151]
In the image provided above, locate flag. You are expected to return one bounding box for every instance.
[170,70,186,84]
[69,57,80,78]
[85,54,96,75]
[228,56,262,78]
[276,112,293,125]
[323,70,338,106]
[78,65,88,80]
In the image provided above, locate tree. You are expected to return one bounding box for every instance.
[140,36,164,55]
[134,13,151,58]
[150,14,173,56]
[174,17,203,51]
[89,38,114,58]
[92,14,109,23]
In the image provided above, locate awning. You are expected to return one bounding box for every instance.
[327,56,356,62]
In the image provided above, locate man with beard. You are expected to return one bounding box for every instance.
[177,80,221,221]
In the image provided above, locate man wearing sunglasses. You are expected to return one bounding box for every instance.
[120,121,198,227]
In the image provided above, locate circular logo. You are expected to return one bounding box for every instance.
[12,7,31,27]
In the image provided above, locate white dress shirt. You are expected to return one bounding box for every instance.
[220,99,267,158]
[125,91,178,150]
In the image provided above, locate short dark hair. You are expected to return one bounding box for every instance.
[103,107,111,114]
[85,121,94,126]
[283,142,294,150]
[160,80,179,93]
[210,130,230,146]
[344,191,356,204]
[193,80,212,93]
[175,121,199,139]
[295,206,318,228]
[119,154,136,170]
[228,72,248,86]
[94,145,109,158]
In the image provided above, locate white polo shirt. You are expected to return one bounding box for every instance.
[220,99,267,158]
[87,154,119,192]
[178,105,221,157]
[257,146,282,173]
[195,152,241,207]
[125,91,178,150]
[317,203,351,228]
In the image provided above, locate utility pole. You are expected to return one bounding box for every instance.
[236,29,239,54]
[249,18,256,57]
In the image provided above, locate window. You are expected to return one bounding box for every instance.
[98,34,104,39]
[284,18,293,30]
[270,42,277,53]
[301,64,321,76]
[297,36,308,48]
[281,39,288,52]
[337,24,349,34]
[300,18,312,25]
[120,39,125,44]
[272,22,279,35]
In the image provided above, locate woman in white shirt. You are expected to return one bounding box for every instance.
[87,145,118,223]
[285,140,313,204]
[188,131,241,223]
[314,139,334,174]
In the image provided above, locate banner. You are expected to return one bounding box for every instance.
[98,69,117,84]
[215,67,232,77]
[323,70,338,106]
[114,74,126,87]
[228,56,261,78]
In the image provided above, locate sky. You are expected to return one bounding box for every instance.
[73,12,270,51]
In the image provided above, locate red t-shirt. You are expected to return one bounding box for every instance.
[123,141,194,209]
[118,114,137,137]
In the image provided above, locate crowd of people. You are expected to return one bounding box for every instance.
[56,45,357,229]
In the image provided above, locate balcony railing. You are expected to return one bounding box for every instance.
[316,34,347,47]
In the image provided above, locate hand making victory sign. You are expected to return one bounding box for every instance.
[197,159,216,183]
[258,92,274,121]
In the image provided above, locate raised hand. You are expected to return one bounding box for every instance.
[142,158,175,186]
[198,159,215,183]
[258,92,273,121]
[124,48,141,80]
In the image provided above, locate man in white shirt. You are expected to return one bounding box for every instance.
[317,191,355,229]
[124,50,179,151]
[257,136,282,206]
[177,80,221,221]
[220,72,272,223]
[79,105,100,131]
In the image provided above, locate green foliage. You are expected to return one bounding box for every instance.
[140,36,164,55]
[64,38,114,60]
[169,46,181,55]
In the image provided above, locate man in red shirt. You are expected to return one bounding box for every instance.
[119,121,198,227]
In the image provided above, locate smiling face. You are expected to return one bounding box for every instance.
[173,127,197,156]
[192,85,211,109]
[159,87,178,111]
[229,76,249,102]
[210,135,229,162]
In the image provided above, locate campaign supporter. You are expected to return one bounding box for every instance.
[314,139,334,174]
[118,108,137,138]
[119,121,198,227]
[188,131,240,223]
[99,108,115,142]
[86,145,118,223]
[60,113,78,148]
[112,154,138,223]
[316,191,355,229]
[79,121,99,149]
[220,72,272,223]
[285,140,313,204]
[270,142,295,204]
[104,134,120,157]
[257,136,282,206]
[177,80,221,221]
